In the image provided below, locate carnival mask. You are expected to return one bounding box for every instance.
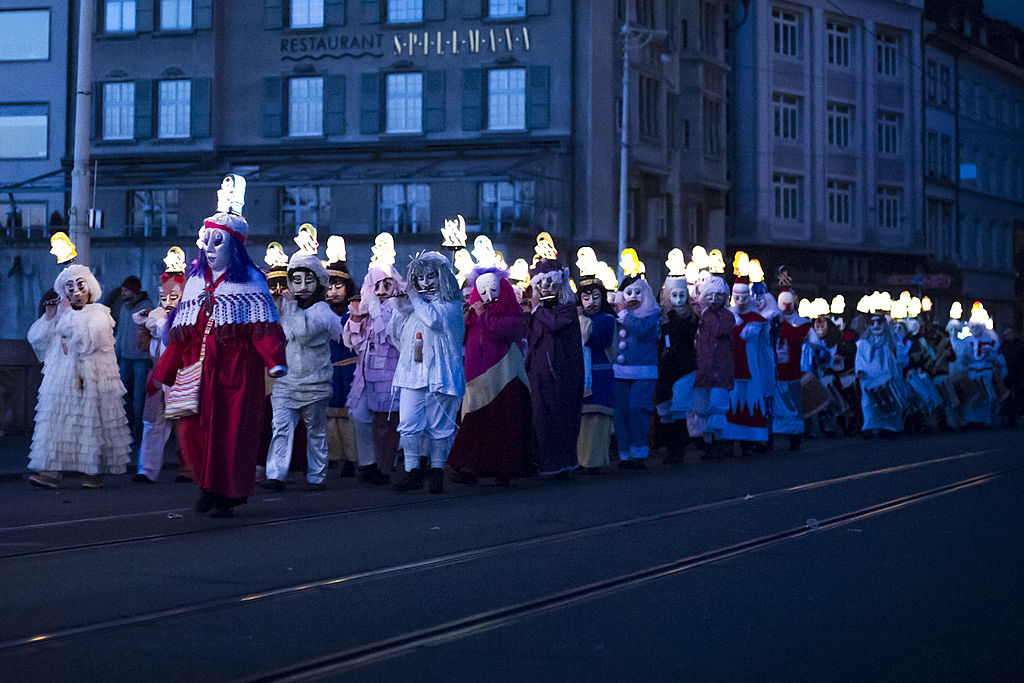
[778,291,796,315]
[580,287,603,316]
[374,276,396,300]
[199,227,231,272]
[622,282,644,310]
[732,289,750,310]
[668,284,688,312]
[269,278,286,301]
[64,277,90,309]
[415,270,439,299]
[326,279,349,305]
[535,271,562,301]
[869,317,886,336]
[475,272,500,304]
[893,321,908,339]
[158,282,183,311]
[288,269,318,301]
[813,317,828,339]
[706,290,728,310]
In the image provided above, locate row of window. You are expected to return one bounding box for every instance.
[773,8,904,78]
[772,174,904,231]
[94,78,209,141]
[960,149,1024,200]
[773,94,905,155]
[102,0,210,34]
[107,181,535,237]
[958,79,1024,129]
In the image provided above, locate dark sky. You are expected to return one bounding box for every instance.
[984,0,1024,29]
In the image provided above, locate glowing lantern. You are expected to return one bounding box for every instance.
[369,233,396,268]
[830,295,846,315]
[665,248,687,277]
[264,242,288,269]
[163,246,186,274]
[326,235,347,264]
[620,248,645,278]
[294,223,319,255]
[49,232,77,264]
[441,214,467,249]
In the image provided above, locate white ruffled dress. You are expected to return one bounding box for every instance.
[27,304,132,474]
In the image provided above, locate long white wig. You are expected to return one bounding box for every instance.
[54,264,102,305]
[407,251,461,303]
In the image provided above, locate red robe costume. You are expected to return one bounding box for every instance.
[723,310,772,442]
[152,266,286,499]
[774,315,811,435]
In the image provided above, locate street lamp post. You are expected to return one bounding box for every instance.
[69,0,94,265]
[617,8,666,276]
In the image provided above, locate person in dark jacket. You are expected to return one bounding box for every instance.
[656,274,699,464]
[115,275,153,443]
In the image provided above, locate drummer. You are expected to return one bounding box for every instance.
[854,313,909,438]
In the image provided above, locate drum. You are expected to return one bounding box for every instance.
[866,380,902,416]
[801,372,831,418]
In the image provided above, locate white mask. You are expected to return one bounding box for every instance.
[415,270,439,298]
[199,227,231,272]
[475,272,500,304]
[668,285,688,311]
[536,272,562,300]
[623,282,644,309]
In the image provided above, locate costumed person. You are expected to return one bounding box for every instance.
[854,313,909,437]
[612,268,660,469]
[723,276,773,454]
[152,177,288,517]
[324,237,359,477]
[447,265,532,485]
[132,247,189,483]
[115,274,154,443]
[773,287,812,450]
[575,264,616,474]
[389,251,466,494]
[255,240,292,481]
[526,256,584,478]
[344,248,404,486]
[655,263,698,465]
[27,239,132,489]
[262,229,343,492]
[690,275,734,459]
[960,304,1004,427]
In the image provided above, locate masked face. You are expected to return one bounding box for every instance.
[778,291,796,315]
[755,294,769,312]
[706,291,727,310]
[668,284,688,312]
[159,283,182,311]
[326,279,349,305]
[475,272,500,304]
[893,321,907,339]
[374,276,395,299]
[289,269,317,301]
[814,318,828,338]
[200,227,231,272]
[415,270,439,298]
[623,282,644,310]
[869,318,886,336]
[536,272,562,300]
[733,290,750,310]
[64,277,91,308]
[269,278,286,300]
[580,288,603,315]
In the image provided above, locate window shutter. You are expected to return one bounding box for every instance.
[193,0,212,29]
[190,78,211,138]
[424,71,446,132]
[462,1,481,19]
[425,0,446,21]
[361,0,379,24]
[264,0,283,29]
[264,77,284,137]
[527,0,550,16]
[136,0,154,31]
[134,79,153,139]
[91,82,102,140]
[326,0,346,26]
[462,69,483,131]
[360,73,380,134]
[325,75,347,135]
[526,66,549,129]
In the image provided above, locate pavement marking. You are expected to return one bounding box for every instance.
[240,469,1014,682]
[0,452,1016,653]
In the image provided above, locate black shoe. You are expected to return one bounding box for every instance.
[449,469,479,486]
[617,460,634,470]
[260,478,286,492]
[340,461,356,478]
[174,474,194,483]
[428,467,445,494]
[209,506,234,518]
[392,468,424,492]
[371,470,391,486]
[132,473,155,483]
[358,465,377,483]
[303,481,326,491]
[789,435,802,451]
[194,491,215,513]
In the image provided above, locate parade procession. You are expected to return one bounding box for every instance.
[22,174,1019,518]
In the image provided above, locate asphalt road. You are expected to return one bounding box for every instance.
[0,427,1022,682]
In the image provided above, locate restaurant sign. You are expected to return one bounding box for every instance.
[281,25,532,61]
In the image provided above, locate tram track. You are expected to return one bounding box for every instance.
[0,446,1007,561]
[0,453,1017,656]
[241,469,1011,682]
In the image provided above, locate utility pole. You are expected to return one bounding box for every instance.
[69,0,94,265]
[617,7,666,276]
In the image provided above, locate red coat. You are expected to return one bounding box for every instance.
[777,317,811,382]
[153,274,286,499]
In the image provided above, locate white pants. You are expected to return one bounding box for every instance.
[138,416,173,481]
[350,393,378,467]
[266,397,329,484]
[397,388,460,471]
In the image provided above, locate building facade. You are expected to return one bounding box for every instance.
[924,0,1024,330]
[727,0,927,301]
